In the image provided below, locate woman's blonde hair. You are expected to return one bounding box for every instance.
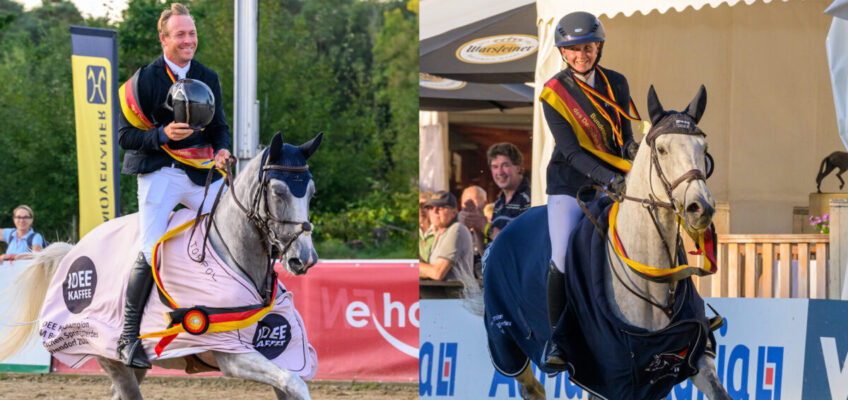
[13,205,33,219]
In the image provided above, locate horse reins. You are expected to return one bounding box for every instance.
[186,155,313,304]
[576,113,708,318]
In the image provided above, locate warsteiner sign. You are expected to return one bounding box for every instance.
[455,34,538,64]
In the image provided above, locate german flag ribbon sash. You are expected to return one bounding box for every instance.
[608,202,717,282]
[118,65,219,172]
[571,67,641,147]
[540,71,633,173]
[139,215,277,356]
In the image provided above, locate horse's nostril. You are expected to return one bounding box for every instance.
[686,203,701,213]
[288,258,303,271]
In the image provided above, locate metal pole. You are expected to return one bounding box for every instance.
[234,0,260,172]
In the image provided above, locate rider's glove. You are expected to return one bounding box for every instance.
[608,175,626,197]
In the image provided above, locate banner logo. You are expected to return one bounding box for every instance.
[456,34,538,64]
[345,292,419,358]
[86,66,107,104]
[62,256,97,313]
[420,341,457,397]
[253,313,292,360]
[420,73,466,90]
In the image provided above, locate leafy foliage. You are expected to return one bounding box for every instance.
[0,0,417,258]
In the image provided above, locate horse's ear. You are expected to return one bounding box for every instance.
[684,85,707,124]
[269,131,283,163]
[647,85,665,126]
[299,132,324,160]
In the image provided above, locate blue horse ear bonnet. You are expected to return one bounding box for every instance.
[260,144,311,198]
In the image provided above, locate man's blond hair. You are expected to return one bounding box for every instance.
[158,3,192,35]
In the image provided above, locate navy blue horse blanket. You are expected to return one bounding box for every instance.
[483,197,716,400]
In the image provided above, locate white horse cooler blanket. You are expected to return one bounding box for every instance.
[38,210,317,378]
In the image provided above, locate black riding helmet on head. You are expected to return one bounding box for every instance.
[555,11,606,70]
[164,79,215,130]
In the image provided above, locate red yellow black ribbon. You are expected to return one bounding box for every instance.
[117,64,223,174]
[571,67,641,147]
[139,216,278,356]
[540,77,632,172]
[608,202,717,282]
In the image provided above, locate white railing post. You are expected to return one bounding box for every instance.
[828,198,848,299]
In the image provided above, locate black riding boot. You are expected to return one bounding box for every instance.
[117,253,154,369]
[542,261,567,368]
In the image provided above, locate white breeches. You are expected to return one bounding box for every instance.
[547,194,584,273]
[138,167,225,263]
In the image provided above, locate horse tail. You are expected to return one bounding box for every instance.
[819,157,829,178]
[0,242,72,362]
[457,260,484,318]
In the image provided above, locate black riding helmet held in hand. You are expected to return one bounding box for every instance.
[555,11,606,69]
[164,79,215,130]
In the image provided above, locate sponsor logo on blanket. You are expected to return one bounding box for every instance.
[62,256,97,313]
[253,313,292,359]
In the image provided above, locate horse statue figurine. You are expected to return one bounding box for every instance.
[0,131,322,400]
[816,151,848,193]
[475,86,731,400]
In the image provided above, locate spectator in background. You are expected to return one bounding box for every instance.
[458,185,487,257]
[487,143,531,241]
[483,203,494,224]
[419,191,473,281]
[459,185,488,278]
[419,191,434,262]
[1,205,44,261]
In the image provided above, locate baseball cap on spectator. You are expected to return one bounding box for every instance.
[425,190,457,209]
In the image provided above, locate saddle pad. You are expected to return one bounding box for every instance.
[557,197,714,400]
[38,210,317,378]
[483,198,714,400]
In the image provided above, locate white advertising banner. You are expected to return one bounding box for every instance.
[420,298,848,400]
[0,260,52,372]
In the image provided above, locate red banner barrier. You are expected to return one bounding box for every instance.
[52,260,419,382]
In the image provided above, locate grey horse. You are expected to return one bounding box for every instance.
[472,87,731,400]
[0,131,322,400]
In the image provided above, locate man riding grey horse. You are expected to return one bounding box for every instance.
[117,2,231,368]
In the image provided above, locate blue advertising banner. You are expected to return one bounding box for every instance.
[420,298,848,400]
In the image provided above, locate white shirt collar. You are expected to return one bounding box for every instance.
[163,54,191,80]
[573,69,596,87]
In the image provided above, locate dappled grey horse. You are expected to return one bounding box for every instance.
[0,132,322,400]
[475,86,731,400]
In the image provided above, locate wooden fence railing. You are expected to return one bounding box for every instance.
[693,234,829,299]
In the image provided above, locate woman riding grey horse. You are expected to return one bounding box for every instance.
[539,11,642,367]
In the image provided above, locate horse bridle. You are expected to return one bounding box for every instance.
[580,113,709,317]
[188,154,314,304]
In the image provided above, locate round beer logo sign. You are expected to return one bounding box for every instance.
[62,256,97,314]
[419,73,466,90]
[252,313,292,360]
[455,34,538,64]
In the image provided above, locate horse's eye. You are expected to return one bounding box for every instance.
[657,146,667,155]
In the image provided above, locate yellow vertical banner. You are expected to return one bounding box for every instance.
[71,54,117,236]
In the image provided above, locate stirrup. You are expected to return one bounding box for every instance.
[541,340,567,371]
[117,337,151,369]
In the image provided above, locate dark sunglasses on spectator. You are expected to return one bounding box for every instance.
[14,215,32,219]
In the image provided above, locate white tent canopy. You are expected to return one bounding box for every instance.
[531,0,841,236]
